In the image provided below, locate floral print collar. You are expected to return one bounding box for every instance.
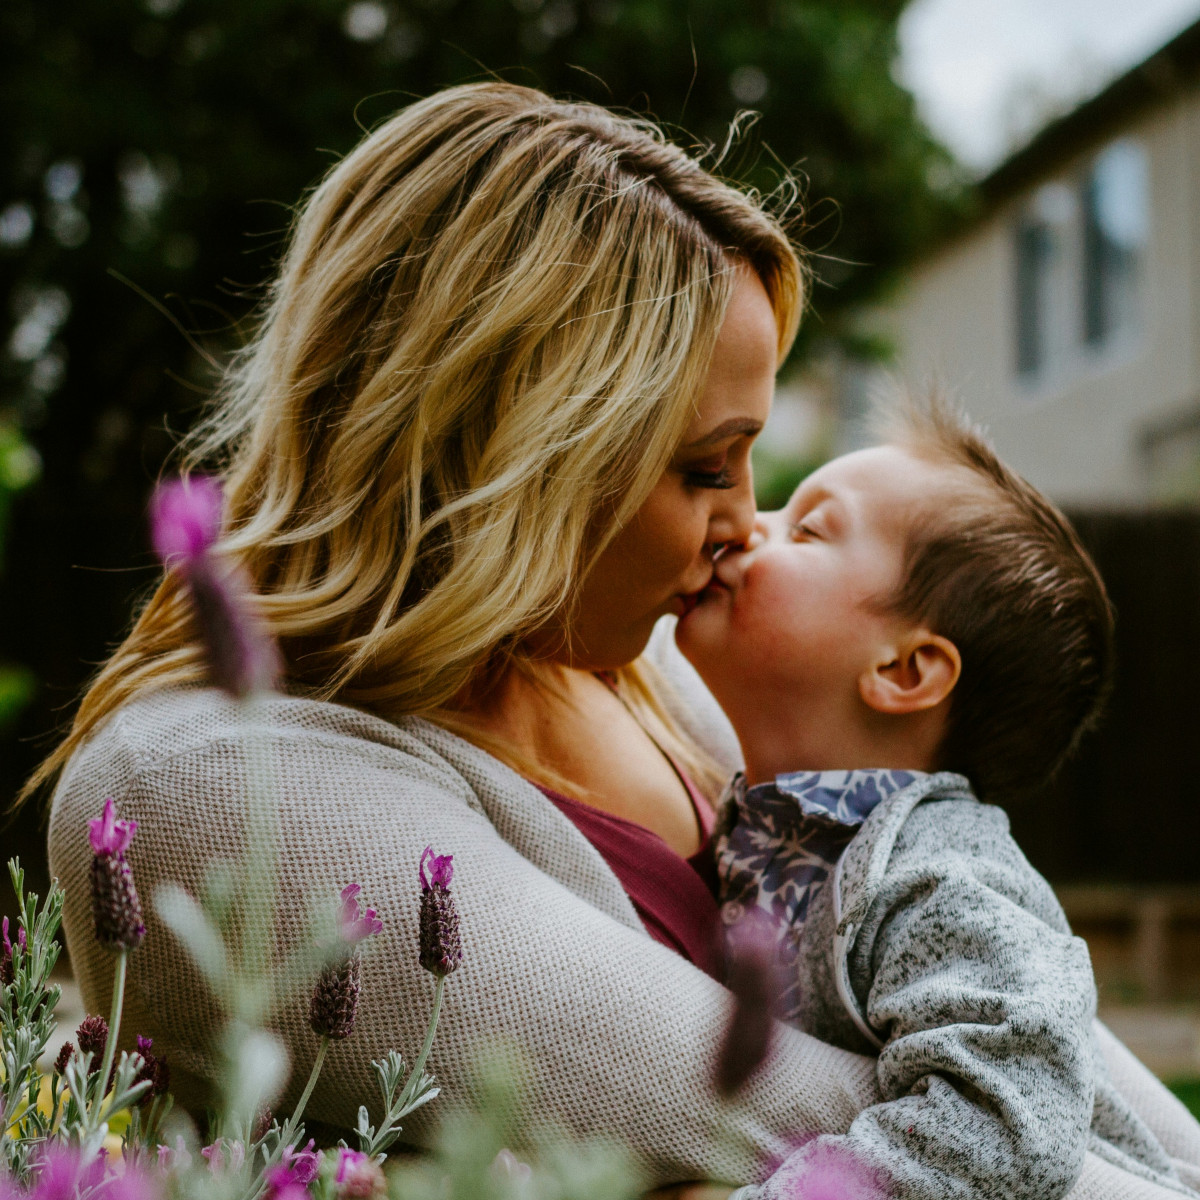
[715,768,927,1019]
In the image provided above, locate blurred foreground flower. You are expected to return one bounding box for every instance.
[334,1148,386,1198]
[715,908,779,1097]
[88,799,144,952]
[756,1140,886,1200]
[263,1138,319,1198]
[150,475,278,698]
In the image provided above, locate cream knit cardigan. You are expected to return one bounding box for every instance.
[48,622,1200,1195]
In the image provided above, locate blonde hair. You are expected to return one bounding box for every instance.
[25,82,802,802]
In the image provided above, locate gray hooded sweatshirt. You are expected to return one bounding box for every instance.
[717,769,1196,1200]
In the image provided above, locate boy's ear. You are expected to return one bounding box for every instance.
[859,631,961,715]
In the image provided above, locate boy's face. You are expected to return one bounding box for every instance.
[677,444,961,731]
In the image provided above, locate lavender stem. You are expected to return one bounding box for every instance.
[289,1035,329,1130]
[94,950,127,1123]
[402,975,444,1108]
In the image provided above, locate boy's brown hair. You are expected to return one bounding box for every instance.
[876,394,1114,803]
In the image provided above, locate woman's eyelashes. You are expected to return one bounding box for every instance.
[686,466,735,489]
[682,453,736,489]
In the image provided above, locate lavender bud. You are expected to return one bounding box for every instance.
[419,884,462,979]
[0,926,11,989]
[89,852,146,951]
[75,1015,109,1070]
[185,557,279,699]
[309,954,362,1040]
[252,1106,273,1144]
[150,476,279,699]
[87,797,145,952]
[53,1042,75,1076]
[418,846,461,979]
[134,1035,171,1102]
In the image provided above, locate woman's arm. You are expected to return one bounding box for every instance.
[48,689,880,1188]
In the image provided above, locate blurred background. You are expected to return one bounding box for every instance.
[3,0,1199,1094]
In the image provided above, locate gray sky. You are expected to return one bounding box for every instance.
[898,0,1200,171]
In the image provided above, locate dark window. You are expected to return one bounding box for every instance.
[1082,140,1147,347]
[1015,215,1051,376]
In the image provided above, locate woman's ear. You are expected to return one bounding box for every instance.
[858,631,961,715]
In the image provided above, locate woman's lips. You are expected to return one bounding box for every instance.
[675,576,730,618]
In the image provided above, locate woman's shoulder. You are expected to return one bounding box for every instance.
[51,685,499,830]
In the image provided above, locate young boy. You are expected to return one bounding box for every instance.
[675,400,1196,1200]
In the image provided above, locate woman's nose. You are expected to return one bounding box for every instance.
[709,471,757,550]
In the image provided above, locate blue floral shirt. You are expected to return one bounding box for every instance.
[714,768,924,1021]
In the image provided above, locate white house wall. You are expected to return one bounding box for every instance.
[867,86,1200,506]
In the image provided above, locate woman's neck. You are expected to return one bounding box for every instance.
[456,661,586,759]
[451,661,705,855]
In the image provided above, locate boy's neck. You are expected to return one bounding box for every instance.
[737,708,943,787]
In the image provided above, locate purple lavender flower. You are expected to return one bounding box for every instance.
[75,1014,109,1071]
[133,1034,170,1103]
[279,1140,320,1185]
[87,798,145,952]
[264,1139,321,1197]
[715,907,779,1097]
[88,796,138,856]
[149,475,222,563]
[200,1139,246,1175]
[337,884,383,946]
[0,916,22,986]
[156,1136,193,1174]
[53,1041,75,1076]
[334,1148,386,1198]
[309,953,362,1041]
[149,475,279,698]
[418,845,461,979]
[309,883,381,1040]
[23,1143,146,1200]
[418,847,453,891]
[766,1140,886,1200]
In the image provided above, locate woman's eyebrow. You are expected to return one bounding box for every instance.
[682,417,763,448]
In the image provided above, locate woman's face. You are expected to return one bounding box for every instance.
[556,266,779,670]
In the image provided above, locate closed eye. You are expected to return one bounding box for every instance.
[789,522,819,539]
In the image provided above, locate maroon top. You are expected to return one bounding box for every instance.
[536,772,724,981]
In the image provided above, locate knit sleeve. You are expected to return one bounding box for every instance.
[48,686,880,1187]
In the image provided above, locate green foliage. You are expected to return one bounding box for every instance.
[0,426,40,732]
[0,665,36,734]
[0,0,967,805]
[389,1044,645,1200]
[752,442,822,511]
[1169,1078,1200,1121]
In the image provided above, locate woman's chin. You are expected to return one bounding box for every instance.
[673,587,731,657]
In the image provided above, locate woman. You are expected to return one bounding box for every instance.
[39,82,880,1192]
[34,83,1200,1200]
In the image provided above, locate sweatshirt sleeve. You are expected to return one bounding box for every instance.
[750,800,1097,1200]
